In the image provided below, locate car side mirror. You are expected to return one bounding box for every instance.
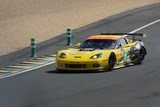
[75,43,81,47]
[54,51,58,55]
[115,44,122,49]
[77,43,81,46]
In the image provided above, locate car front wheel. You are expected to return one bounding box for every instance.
[107,53,116,71]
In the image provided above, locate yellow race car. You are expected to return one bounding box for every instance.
[56,33,147,71]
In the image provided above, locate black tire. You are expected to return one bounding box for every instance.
[56,69,65,73]
[108,53,116,71]
[134,47,146,65]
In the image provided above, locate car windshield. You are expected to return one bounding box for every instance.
[79,39,116,49]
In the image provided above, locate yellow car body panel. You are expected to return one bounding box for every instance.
[55,34,141,71]
[56,49,110,70]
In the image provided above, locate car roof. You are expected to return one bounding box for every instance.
[87,35,125,40]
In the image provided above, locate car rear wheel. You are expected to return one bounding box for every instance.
[134,47,146,65]
[108,53,116,71]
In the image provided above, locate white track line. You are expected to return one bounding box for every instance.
[130,19,160,33]
[0,18,160,79]
[0,61,55,79]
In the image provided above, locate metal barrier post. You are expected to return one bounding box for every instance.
[67,28,72,45]
[31,38,36,57]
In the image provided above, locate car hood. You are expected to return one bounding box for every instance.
[57,48,107,60]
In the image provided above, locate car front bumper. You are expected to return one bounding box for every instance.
[56,59,108,71]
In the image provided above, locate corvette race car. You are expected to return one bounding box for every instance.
[55,33,147,71]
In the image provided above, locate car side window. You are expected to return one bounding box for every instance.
[124,38,129,44]
[120,38,127,47]
[115,40,122,49]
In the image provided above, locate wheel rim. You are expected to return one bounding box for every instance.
[109,55,115,68]
[139,49,145,60]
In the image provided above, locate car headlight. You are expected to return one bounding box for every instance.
[59,52,66,58]
[90,53,102,59]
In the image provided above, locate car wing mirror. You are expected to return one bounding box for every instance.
[74,42,81,47]
[54,51,58,55]
[115,44,122,49]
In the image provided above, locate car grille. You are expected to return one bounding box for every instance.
[65,64,86,68]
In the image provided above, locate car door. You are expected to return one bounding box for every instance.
[113,39,124,62]
[119,38,131,63]
[120,38,131,53]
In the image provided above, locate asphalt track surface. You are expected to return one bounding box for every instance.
[0,3,160,107]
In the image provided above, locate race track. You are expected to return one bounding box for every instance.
[0,3,160,107]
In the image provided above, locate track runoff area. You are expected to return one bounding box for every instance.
[0,19,160,79]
